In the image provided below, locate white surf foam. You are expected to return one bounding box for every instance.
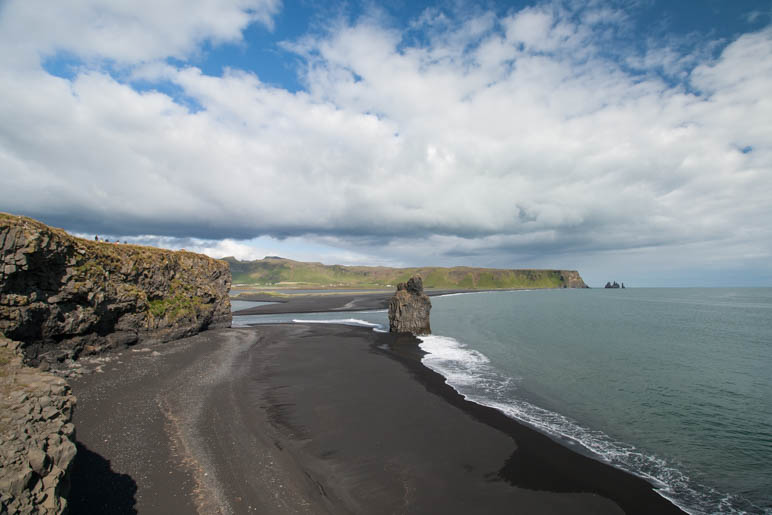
[417,333,759,515]
[433,290,532,299]
[418,335,493,387]
[432,292,486,298]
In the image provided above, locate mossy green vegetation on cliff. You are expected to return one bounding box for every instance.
[147,279,205,322]
[225,256,587,289]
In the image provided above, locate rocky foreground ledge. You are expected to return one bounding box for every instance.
[0,336,76,514]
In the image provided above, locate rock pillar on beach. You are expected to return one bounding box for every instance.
[388,275,431,335]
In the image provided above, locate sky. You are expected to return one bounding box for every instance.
[1,0,771,287]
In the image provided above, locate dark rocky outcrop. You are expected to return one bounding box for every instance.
[388,275,431,335]
[0,213,231,366]
[604,281,623,289]
[558,271,589,288]
[0,336,77,514]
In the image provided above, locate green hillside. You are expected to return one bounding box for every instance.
[224,256,587,290]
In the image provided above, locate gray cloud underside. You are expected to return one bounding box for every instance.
[0,1,771,272]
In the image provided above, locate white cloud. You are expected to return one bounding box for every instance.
[74,234,270,261]
[0,3,771,285]
[179,239,270,262]
[0,0,280,66]
[77,233,387,268]
[505,7,556,50]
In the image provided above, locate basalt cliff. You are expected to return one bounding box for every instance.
[0,213,231,366]
[388,275,432,336]
[558,270,588,289]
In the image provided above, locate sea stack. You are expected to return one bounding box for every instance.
[388,275,431,335]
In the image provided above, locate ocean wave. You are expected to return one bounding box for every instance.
[418,335,492,387]
[433,292,487,298]
[417,334,763,515]
[433,290,532,298]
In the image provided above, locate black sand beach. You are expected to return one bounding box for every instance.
[68,323,684,514]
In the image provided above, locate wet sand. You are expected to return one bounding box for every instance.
[68,324,683,514]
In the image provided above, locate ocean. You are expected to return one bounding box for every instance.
[233,288,772,514]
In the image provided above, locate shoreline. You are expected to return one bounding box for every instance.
[379,335,685,515]
[67,322,684,514]
[231,288,534,315]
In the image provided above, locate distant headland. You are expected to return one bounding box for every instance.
[225,256,588,290]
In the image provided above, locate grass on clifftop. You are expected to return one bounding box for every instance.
[225,256,580,290]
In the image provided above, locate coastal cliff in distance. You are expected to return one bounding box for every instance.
[388,275,432,335]
[0,213,232,366]
[226,256,589,289]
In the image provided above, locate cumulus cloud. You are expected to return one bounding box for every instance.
[0,0,280,66]
[0,2,770,284]
[74,233,386,269]
[73,234,270,261]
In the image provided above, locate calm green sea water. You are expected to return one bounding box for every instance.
[234,288,772,514]
[425,288,772,514]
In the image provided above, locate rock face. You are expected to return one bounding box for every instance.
[0,336,77,514]
[388,275,431,335]
[559,270,589,288]
[0,213,231,366]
